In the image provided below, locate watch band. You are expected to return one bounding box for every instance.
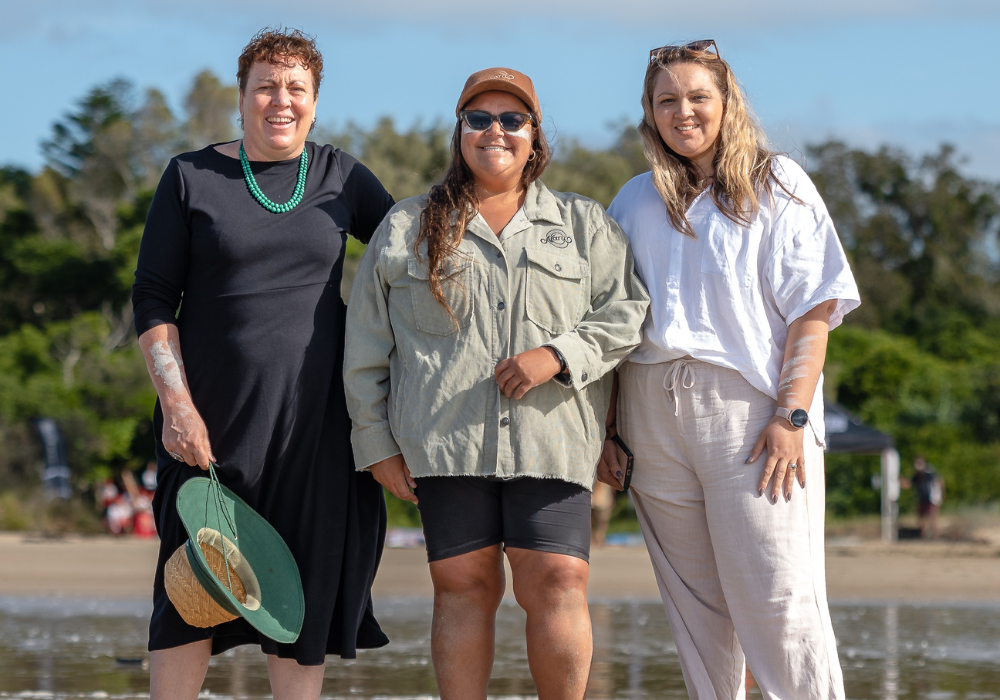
[545,345,568,373]
[776,407,809,428]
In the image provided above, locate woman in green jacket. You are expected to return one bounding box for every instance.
[344,68,647,700]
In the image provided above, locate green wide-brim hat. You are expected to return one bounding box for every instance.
[176,468,304,643]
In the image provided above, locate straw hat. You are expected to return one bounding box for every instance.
[164,528,258,627]
[164,467,304,643]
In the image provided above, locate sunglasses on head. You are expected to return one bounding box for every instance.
[648,39,719,64]
[460,110,534,133]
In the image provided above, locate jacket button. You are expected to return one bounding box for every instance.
[497,301,505,310]
[554,263,562,272]
[500,416,510,427]
[496,250,503,258]
[581,372,588,381]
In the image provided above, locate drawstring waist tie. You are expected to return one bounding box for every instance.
[663,359,695,417]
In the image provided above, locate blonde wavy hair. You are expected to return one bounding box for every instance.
[639,44,783,237]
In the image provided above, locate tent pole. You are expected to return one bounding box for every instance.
[881,448,900,543]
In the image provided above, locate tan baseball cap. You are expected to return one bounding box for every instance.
[455,67,541,118]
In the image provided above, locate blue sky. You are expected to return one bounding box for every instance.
[6,0,1000,179]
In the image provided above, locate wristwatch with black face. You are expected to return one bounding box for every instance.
[776,407,809,429]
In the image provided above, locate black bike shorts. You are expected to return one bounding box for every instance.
[415,475,592,563]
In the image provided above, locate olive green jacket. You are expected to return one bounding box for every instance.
[343,180,649,489]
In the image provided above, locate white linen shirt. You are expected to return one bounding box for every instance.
[607,156,860,445]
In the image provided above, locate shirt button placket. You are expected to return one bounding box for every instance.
[494,244,512,477]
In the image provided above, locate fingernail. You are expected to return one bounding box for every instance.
[758,488,764,497]
[745,456,753,464]
[616,470,623,478]
[785,492,791,502]
[771,494,777,504]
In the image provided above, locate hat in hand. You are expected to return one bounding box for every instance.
[164,465,304,643]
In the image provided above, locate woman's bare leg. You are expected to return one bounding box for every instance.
[428,545,506,700]
[506,548,592,700]
[267,655,326,700]
[149,639,212,700]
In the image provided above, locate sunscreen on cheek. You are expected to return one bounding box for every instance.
[507,124,532,141]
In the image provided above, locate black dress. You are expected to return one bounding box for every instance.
[132,142,395,665]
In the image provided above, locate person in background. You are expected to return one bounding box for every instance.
[132,27,394,700]
[599,40,859,699]
[590,479,615,546]
[902,456,944,538]
[102,475,134,536]
[141,460,158,492]
[344,68,648,700]
[120,468,156,538]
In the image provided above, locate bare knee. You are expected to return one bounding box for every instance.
[510,553,588,613]
[430,548,505,610]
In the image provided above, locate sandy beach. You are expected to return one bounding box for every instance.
[2,531,999,604]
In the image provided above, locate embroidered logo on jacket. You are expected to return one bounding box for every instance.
[540,230,572,248]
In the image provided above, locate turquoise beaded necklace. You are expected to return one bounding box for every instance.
[239,142,309,213]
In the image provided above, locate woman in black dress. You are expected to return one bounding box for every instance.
[132,29,394,699]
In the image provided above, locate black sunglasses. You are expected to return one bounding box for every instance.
[649,39,719,64]
[460,110,534,133]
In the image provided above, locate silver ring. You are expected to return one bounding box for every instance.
[168,451,184,462]
[787,463,798,470]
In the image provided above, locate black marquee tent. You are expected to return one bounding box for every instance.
[824,402,894,454]
[824,401,899,541]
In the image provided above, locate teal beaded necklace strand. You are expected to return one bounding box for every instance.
[239,142,309,213]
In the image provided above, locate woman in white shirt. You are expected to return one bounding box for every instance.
[602,40,859,699]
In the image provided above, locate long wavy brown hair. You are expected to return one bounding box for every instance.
[640,44,785,237]
[415,107,551,312]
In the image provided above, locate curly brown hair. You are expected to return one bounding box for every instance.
[416,113,551,315]
[237,27,324,95]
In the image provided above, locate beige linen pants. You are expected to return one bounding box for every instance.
[619,359,844,700]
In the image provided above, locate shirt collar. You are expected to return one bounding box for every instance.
[522,180,564,226]
[465,179,563,244]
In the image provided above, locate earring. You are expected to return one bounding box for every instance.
[237,115,244,130]
[527,150,537,162]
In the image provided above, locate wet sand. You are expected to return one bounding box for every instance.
[2,532,999,603]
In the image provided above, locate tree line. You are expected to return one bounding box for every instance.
[0,70,997,525]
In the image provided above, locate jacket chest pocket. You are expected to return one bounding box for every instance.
[407,256,476,336]
[525,247,589,334]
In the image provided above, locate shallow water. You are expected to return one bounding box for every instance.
[1,597,999,699]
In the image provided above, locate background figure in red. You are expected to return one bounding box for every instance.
[101,475,134,536]
[121,468,157,538]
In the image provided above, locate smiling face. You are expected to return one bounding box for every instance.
[459,91,534,192]
[651,62,724,177]
[239,59,317,161]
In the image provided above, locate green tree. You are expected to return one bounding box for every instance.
[317,117,451,202]
[808,142,1000,345]
[545,121,648,207]
[184,70,238,150]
